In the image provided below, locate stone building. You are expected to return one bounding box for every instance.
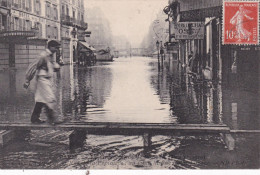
[60,0,87,64]
[0,0,61,70]
[167,0,259,131]
[85,7,113,51]
[0,0,88,70]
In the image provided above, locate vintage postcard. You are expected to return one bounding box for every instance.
[0,0,259,171]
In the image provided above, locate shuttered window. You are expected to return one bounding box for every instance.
[53,5,58,20]
[19,18,23,30]
[53,26,58,39]
[46,2,51,18]
[34,0,41,15]
[46,24,51,38]
[14,17,19,30]
[25,20,31,31]
[35,22,42,37]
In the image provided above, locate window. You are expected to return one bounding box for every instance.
[24,0,30,11]
[35,0,41,15]
[14,17,19,30]
[66,5,69,16]
[65,31,69,38]
[1,0,8,7]
[25,20,31,31]
[61,5,65,16]
[13,0,20,8]
[0,14,7,31]
[77,12,80,20]
[19,18,23,30]
[46,24,51,38]
[73,10,75,18]
[53,5,58,20]
[53,26,58,39]
[35,22,42,37]
[46,2,51,18]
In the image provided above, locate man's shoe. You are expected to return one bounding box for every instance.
[31,119,45,124]
[48,117,64,125]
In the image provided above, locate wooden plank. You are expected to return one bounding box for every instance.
[230,130,260,136]
[66,121,228,127]
[0,122,228,129]
[0,122,228,127]
[0,130,15,147]
[230,130,260,134]
[0,122,230,136]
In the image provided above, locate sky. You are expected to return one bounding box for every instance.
[85,0,168,47]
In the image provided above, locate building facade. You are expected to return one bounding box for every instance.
[167,0,259,130]
[60,0,87,64]
[0,0,61,70]
[85,7,113,51]
[0,0,88,70]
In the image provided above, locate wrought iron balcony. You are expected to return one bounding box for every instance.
[0,30,37,38]
[0,27,38,39]
[80,21,88,30]
[61,14,73,26]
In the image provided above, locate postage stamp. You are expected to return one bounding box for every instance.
[223,0,259,45]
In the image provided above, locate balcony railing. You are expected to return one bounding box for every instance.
[0,26,38,38]
[0,30,37,38]
[80,21,88,29]
[61,14,72,25]
[74,19,88,30]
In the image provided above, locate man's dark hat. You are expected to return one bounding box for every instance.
[48,40,61,48]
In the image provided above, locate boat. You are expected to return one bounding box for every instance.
[96,49,114,61]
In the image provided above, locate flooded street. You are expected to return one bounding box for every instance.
[0,57,259,169]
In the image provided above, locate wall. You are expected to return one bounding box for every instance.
[0,43,9,70]
[14,43,46,68]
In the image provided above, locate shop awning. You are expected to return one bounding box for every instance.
[78,41,96,52]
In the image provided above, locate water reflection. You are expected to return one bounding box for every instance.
[0,57,258,129]
[0,56,259,169]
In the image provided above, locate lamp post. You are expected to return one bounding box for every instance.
[156,40,160,68]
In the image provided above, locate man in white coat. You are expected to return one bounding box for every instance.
[27,40,61,124]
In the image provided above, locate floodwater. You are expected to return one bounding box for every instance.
[0,57,259,169]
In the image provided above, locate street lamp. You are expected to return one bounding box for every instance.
[156,40,160,68]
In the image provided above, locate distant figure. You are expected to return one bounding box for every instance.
[24,40,61,124]
[230,5,254,41]
[188,51,194,72]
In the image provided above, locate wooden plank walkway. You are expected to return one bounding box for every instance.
[0,122,230,135]
[1,122,259,150]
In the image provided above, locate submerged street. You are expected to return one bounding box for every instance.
[0,57,259,169]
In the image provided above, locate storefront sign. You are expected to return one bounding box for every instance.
[180,6,222,22]
[174,22,204,40]
[11,9,46,23]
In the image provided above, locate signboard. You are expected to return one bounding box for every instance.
[11,9,46,23]
[174,22,204,40]
[165,42,178,52]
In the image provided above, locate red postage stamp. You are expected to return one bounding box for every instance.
[223,0,259,45]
